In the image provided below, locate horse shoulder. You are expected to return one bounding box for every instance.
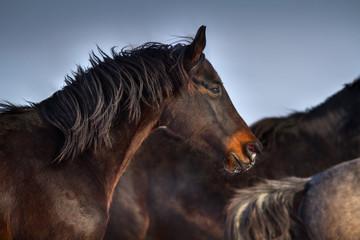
[21,168,107,239]
[0,110,108,238]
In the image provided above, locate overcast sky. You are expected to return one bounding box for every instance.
[1,0,359,124]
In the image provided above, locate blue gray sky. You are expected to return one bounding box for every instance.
[1,0,359,124]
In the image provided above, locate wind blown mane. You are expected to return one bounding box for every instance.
[251,77,360,149]
[29,42,196,162]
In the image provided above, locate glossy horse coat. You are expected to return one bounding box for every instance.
[0,26,259,239]
[225,158,360,240]
[105,77,360,239]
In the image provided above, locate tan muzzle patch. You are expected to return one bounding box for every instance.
[226,131,257,164]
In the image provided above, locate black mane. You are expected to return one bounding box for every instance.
[1,41,198,162]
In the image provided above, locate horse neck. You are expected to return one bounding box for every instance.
[84,105,163,203]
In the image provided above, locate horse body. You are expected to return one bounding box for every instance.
[0,26,261,239]
[225,158,360,240]
[105,78,360,239]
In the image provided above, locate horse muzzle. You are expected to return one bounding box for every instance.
[224,141,262,174]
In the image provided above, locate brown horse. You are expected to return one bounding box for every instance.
[0,26,261,239]
[105,77,360,239]
[225,158,360,240]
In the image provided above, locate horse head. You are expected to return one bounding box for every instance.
[158,26,262,173]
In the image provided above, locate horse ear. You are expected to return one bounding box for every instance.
[184,25,206,70]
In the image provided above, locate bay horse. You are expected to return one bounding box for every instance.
[0,26,261,239]
[105,77,360,239]
[225,158,360,240]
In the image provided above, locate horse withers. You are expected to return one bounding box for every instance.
[0,26,260,239]
[225,158,360,240]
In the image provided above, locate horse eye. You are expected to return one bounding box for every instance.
[209,87,220,95]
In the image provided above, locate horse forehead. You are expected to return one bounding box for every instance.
[194,60,222,84]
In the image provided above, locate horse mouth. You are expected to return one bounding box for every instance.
[224,152,256,174]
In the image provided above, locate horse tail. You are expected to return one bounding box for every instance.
[224,177,311,240]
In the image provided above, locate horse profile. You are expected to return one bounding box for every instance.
[0,26,261,239]
[105,77,360,239]
[225,158,360,240]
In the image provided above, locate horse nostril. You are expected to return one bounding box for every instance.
[247,144,257,153]
[246,141,263,156]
